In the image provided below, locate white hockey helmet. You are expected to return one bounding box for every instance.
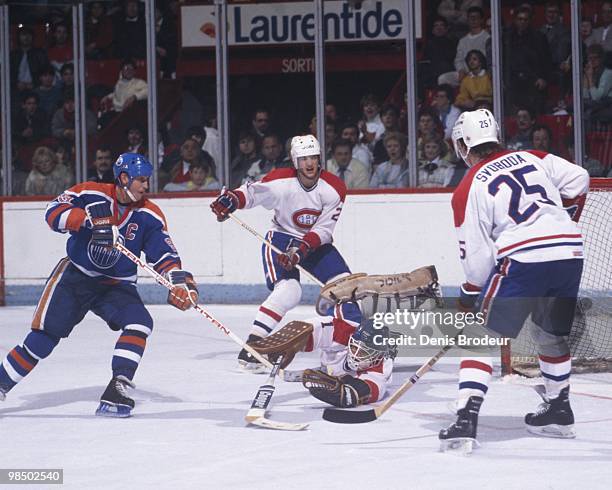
[290,134,321,168]
[451,109,499,163]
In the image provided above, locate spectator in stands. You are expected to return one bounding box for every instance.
[340,122,372,171]
[113,0,147,60]
[88,146,115,183]
[530,124,556,154]
[326,138,370,189]
[98,58,148,128]
[583,43,612,125]
[54,141,74,172]
[581,17,594,46]
[156,5,178,79]
[325,103,339,124]
[167,137,206,185]
[164,157,220,192]
[373,104,401,166]
[431,84,461,140]
[503,6,551,114]
[10,26,49,92]
[437,0,483,39]
[85,1,114,59]
[230,130,260,188]
[540,1,572,98]
[307,116,336,159]
[369,132,409,189]
[243,133,287,183]
[565,137,605,177]
[125,125,148,156]
[47,22,73,77]
[586,1,612,63]
[420,16,457,91]
[35,65,63,118]
[358,93,384,148]
[507,107,536,151]
[25,145,73,196]
[417,135,455,188]
[251,108,271,145]
[201,116,222,173]
[58,62,74,93]
[12,91,50,147]
[417,107,445,159]
[51,90,97,146]
[455,49,493,110]
[438,6,490,87]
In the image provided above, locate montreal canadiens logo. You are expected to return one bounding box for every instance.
[292,209,321,230]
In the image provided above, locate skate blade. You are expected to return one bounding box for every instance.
[238,361,267,374]
[526,424,575,439]
[95,402,132,418]
[439,438,480,455]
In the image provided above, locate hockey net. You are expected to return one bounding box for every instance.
[502,179,612,376]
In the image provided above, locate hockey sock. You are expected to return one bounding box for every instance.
[538,354,571,399]
[0,330,59,393]
[111,326,151,381]
[251,279,301,338]
[458,356,493,402]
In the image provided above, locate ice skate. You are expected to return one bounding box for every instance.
[238,334,267,373]
[95,375,136,418]
[525,386,575,438]
[439,396,483,455]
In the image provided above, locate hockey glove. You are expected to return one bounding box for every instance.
[278,238,311,271]
[85,201,119,249]
[458,282,481,313]
[210,190,239,222]
[302,369,371,408]
[166,269,199,311]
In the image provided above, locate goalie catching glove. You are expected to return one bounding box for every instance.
[247,320,313,368]
[165,269,199,311]
[85,201,119,249]
[302,369,371,408]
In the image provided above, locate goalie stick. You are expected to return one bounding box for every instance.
[227,213,324,287]
[113,242,279,373]
[245,356,309,431]
[322,335,460,424]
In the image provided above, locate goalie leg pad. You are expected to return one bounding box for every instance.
[248,321,313,368]
[302,369,371,408]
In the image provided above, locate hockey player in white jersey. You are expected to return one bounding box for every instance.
[440,109,589,452]
[211,135,350,371]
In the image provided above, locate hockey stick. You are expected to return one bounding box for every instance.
[245,355,309,431]
[322,336,459,424]
[227,213,325,287]
[114,242,279,373]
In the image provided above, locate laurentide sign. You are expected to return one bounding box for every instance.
[181,1,420,48]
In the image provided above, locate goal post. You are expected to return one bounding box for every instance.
[501,178,612,375]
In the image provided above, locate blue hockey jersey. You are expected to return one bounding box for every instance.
[45,182,181,282]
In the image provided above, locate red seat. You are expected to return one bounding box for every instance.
[587,131,612,168]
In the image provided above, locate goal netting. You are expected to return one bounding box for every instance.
[503,179,612,375]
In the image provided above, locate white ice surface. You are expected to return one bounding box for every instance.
[1,305,611,490]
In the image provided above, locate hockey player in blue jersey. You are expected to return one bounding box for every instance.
[0,153,198,417]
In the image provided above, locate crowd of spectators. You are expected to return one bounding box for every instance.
[4,0,612,197]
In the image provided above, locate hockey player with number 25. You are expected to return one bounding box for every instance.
[0,153,199,418]
[211,135,351,372]
[440,109,589,452]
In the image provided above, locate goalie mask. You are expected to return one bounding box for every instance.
[451,109,499,165]
[290,134,321,169]
[346,319,389,372]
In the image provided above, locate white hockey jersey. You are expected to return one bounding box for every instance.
[304,311,393,403]
[234,168,346,249]
[452,149,589,289]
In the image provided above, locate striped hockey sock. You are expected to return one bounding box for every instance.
[458,356,493,402]
[251,305,283,338]
[0,345,39,393]
[539,353,571,399]
[111,326,150,381]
